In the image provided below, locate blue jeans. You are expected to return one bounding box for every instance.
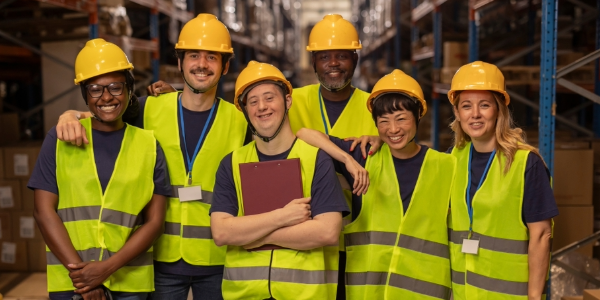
[150,269,223,300]
[49,290,148,300]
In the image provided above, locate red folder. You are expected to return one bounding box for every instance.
[239,158,303,251]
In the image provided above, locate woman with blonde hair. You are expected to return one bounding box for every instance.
[447,61,557,300]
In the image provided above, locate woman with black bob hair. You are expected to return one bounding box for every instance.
[298,69,456,300]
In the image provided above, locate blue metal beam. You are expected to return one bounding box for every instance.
[411,0,419,79]
[539,0,557,175]
[432,5,442,150]
[593,0,600,137]
[89,1,98,39]
[394,0,401,69]
[150,6,159,82]
[468,6,478,62]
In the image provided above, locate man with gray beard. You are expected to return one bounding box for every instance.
[287,14,379,300]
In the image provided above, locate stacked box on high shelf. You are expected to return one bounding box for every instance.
[0,143,47,272]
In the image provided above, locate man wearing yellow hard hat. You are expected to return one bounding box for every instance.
[53,14,248,300]
[210,61,361,300]
[297,70,455,300]
[290,14,379,299]
[30,38,169,300]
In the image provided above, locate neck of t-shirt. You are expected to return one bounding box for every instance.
[256,138,298,161]
[181,90,218,112]
[320,85,355,102]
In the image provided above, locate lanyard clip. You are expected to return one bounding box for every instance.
[187,172,192,186]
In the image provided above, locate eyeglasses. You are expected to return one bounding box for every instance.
[85,82,126,98]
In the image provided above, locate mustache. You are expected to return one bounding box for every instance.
[190,68,214,75]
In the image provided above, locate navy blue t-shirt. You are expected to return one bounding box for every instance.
[323,96,350,128]
[210,140,350,219]
[28,125,171,196]
[467,148,558,223]
[330,136,427,221]
[136,95,251,276]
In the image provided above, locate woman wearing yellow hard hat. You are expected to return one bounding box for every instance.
[298,69,455,300]
[447,61,557,299]
[28,38,169,300]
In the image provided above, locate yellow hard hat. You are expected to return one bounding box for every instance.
[74,38,133,85]
[175,13,233,53]
[306,14,362,51]
[368,69,427,118]
[447,61,510,105]
[234,61,293,111]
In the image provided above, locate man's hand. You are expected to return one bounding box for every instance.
[68,261,113,294]
[344,159,369,195]
[57,111,88,146]
[278,197,312,227]
[81,287,107,300]
[345,135,383,159]
[147,80,177,96]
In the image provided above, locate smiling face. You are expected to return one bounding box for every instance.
[376,108,418,154]
[179,50,228,93]
[313,50,355,90]
[244,83,291,137]
[85,71,129,125]
[454,90,498,145]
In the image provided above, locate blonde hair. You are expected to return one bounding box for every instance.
[450,91,544,173]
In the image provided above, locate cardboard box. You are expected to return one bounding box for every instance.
[443,42,468,68]
[554,149,593,205]
[0,212,11,240]
[553,205,594,257]
[3,144,41,179]
[4,272,48,299]
[0,113,20,145]
[584,289,600,300]
[11,211,43,241]
[0,148,4,179]
[0,241,28,271]
[0,179,22,210]
[563,296,584,300]
[441,67,459,84]
[21,179,34,211]
[27,241,47,272]
[131,49,151,70]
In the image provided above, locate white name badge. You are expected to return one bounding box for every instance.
[462,239,480,254]
[178,186,203,202]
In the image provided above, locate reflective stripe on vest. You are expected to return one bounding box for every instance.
[50,118,156,292]
[450,143,535,299]
[144,94,246,266]
[223,140,338,300]
[344,145,454,300]
[290,84,377,252]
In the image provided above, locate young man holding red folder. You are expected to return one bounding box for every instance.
[210,61,367,300]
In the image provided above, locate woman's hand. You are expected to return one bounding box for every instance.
[68,261,114,294]
[345,135,383,159]
[147,80,177,96]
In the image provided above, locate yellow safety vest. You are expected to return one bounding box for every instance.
[450,143,539,300]
[290,84,378,250]
[222,140,339,300]
[344,144,454,300]
[144,93,247,266]
[50,118,156,292]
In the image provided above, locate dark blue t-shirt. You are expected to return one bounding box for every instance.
[28,125,171,196]
[323,97,350,128]
[467,148,558,223]
[210,140,350,219]
[329,136,427,220]
[136,95,251,276]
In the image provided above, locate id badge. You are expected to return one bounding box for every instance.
[461,238,480,254]
[178,186,203,202]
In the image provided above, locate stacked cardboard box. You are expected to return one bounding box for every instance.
[0,143,46,272]
[552,142,594,257]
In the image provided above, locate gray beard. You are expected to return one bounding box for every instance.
[317,73,351,91]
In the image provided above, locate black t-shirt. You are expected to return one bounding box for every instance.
[210,140,350,219]
[329,136,427,221]
[136,95,251,276]
[446,146,559,223]
[28,125,171,196]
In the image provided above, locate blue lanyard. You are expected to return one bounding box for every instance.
[318,87,355,135]
[466,143,496,233]
[178,94,217,184]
